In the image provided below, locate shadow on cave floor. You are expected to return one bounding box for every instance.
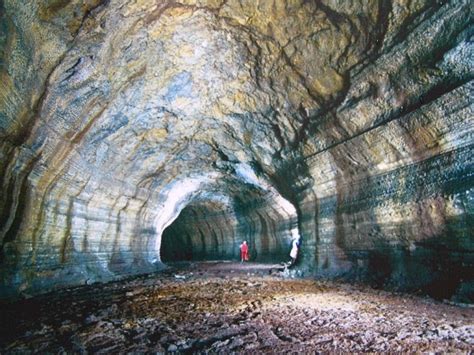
[1,262,473,353]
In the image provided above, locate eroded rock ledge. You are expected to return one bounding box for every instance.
[0,0,472,301]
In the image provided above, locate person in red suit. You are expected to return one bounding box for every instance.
[240,241,249,262]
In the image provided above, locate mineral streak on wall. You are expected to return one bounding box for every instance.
[0,0,472,301]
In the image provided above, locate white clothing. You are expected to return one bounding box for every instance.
[290,240,298,259]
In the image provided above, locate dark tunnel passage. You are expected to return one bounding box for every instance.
[160,217,194,262]
[160,198,295,264]
[160,203,234,263]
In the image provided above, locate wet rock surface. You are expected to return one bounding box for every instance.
[1,262,473,353]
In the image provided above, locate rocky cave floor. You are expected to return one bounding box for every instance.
[1,262,473,354]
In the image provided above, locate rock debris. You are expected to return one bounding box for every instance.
[1,263,472,353]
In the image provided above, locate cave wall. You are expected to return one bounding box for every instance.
[299,83,473,299]
[0,0,472,301]
[161,198,294,262]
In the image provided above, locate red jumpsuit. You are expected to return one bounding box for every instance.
[240,242,249,261]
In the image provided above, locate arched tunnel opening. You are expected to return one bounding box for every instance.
[160,203,231,263]
[160,187,297,265]
[160,209,194,263]
[0,0,473,352]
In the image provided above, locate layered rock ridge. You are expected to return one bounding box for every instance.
[0,0,472,301]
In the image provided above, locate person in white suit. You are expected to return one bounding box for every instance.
[289,238,299,265]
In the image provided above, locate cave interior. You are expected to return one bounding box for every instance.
[0,0,473,352]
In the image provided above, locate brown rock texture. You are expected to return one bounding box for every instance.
[0,0,473,301]
[1,263,473,353]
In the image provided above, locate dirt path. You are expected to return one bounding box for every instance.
[1,262,473,353]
